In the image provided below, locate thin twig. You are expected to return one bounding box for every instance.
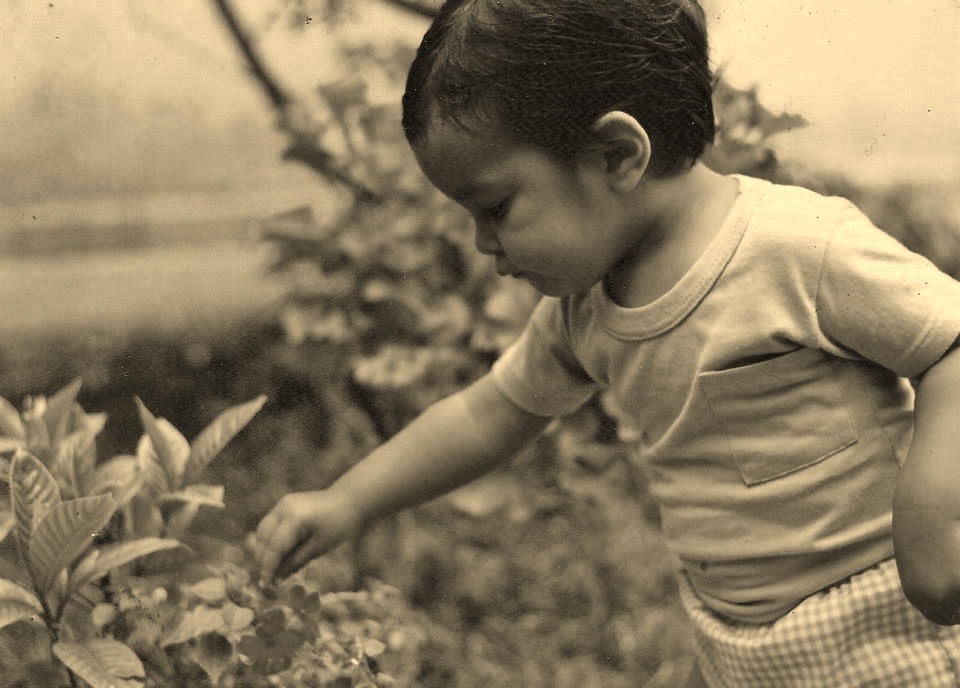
[210,0,291,109]
[380,0,439,19]
[210,0,380,200]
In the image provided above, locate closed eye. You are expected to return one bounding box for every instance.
[483,197,512,221]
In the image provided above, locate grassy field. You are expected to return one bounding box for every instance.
[0,238,284,399]
[0,187,315,393]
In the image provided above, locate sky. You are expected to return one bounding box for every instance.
[703,0,960,184]
[2,0,959,190]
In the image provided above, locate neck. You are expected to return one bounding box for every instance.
[605,164,740,308]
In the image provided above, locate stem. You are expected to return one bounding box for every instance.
[37,596,80,688]
[39,595,59,641]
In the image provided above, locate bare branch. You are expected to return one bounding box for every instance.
[380,0,439,19]
[210,0,380,201]
[211,0,291,109]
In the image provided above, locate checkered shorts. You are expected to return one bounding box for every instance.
[678,558,960,687]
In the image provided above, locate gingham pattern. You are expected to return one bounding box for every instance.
[678,558,960,687]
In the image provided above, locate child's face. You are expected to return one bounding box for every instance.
[413,117,645,298]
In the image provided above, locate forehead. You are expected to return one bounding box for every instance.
[413,117,524,201]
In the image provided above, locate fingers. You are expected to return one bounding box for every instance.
[251,490,356,584]
[253,503,307,584]
[275,536,324,581]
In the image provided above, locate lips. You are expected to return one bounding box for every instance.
[494,256,529,280]
[499,269,527,280]
[497,268,525,279]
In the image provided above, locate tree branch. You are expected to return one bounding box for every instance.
[211,0,291,109]
[380,0,439,19]
[210,0,379,200]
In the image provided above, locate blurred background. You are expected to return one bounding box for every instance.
[2,0,958,340]
[1,2,959,685]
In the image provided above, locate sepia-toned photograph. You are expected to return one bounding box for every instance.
[2,1,959,685]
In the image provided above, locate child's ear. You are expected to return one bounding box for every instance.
[584,111,651,192]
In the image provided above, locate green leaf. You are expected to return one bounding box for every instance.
[164,502,199,540]
[91,602,117,629]
[0,579,43,630]
[70,538,181,593]
[363,637,386,658]
[52,424,101,500]
[134,398,190,490]
[87,455,143,507]
[69,412,107,495]
[0,395,25,441]
[0,599,42,631]
[185,395,267,484]
[0,502,13,543]
[189,633,234,687]
[69,549,100,592]
[222,602,255,632]
[42,378,83,445]
[53,639,145,688]
[135,434,169,499]
[10,450,61,563]
[185,577,227,604]
[20,402,50,456]
[28,494,116,598]
[156,419,190,488]
[0,631,28,685]
[128,493,164,539]
[161,602,253,647]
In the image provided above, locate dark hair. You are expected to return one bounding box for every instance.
[402,0,715,176]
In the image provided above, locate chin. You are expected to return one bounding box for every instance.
[529,280,578,298]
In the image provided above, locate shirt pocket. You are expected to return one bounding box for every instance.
[698,348,858,486]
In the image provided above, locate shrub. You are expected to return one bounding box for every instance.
[0,379,432,687]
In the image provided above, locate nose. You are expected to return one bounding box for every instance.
[474,220,501,255]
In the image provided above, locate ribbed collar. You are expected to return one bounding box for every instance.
[589,174,768,340]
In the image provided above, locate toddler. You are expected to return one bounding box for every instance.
[253,1,960,685]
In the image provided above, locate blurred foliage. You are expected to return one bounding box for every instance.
[704,79,808,178]
[254,35,541,438]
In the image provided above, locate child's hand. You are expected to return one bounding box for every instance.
[252,490,360,584]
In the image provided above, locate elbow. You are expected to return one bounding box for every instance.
[892,472,960,625]
[897,559,960,626]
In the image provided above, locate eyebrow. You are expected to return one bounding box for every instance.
[450,183,485,203]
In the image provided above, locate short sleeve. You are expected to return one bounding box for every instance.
[816,204,960,378]
[490,296,599,417]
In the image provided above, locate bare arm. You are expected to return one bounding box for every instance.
[893,345,960,624]
[253,373,550,581]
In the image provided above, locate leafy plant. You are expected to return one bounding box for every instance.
[257,41,541,444]
[0,380,267,687]
[0,379,433,687]
[0,449,177,687]
[235,570,427,687]
[126,394,267,540]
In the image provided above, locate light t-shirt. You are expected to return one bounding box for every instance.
[491,174,960,623]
